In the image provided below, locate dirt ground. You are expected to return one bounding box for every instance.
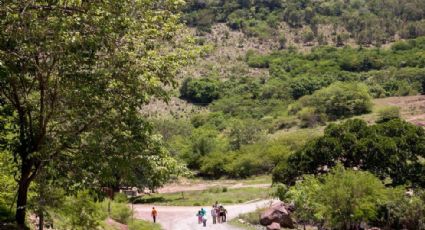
[374,95,425,126]
[132,200,275,230]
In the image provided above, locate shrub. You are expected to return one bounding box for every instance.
[287,166,389,229]
[295,82,372,120]
[381,189,425,230]
[52,191,103,230]
[246,52,270,68]
[277,119,425,187]
[297,107,326,128]
[110,202,132,224]
[377,106,400,122]
[114,193,128,203]
[180,77,220,104]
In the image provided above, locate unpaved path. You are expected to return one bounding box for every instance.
[133,200,275,230]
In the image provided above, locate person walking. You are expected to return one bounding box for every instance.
[216,205,221,223]
[151,207,158,223]
[211,205,217,224]
[197,210,202,224]
[222,207,228,222]
[202,209,208,227]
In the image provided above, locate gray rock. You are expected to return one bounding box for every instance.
[260,201,295,229]
[266,222,281,230]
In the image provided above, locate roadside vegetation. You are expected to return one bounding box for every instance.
[132,187,272,206]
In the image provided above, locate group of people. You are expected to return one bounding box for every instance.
[196,202,228,227]
[151,202,228,227]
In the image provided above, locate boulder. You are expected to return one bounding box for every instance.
[267,222,281,230]
[260,201,295,229]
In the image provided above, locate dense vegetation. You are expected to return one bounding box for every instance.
[279,166,425,230]
[167,37,425,180]
[0,0,196,228]
[273,119,425,187]
[184,0,425,44]
[1,1,425,230]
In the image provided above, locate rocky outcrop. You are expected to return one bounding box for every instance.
[266,222,281,230]
[260,201,295,229]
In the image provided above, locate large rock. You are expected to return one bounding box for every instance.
[267,222,281,230]
[260,201,295,229]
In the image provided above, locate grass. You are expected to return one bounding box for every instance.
[239,175,272,185]
[101,220,162,230]
[132,187,273,206]
[229,219,261,230]
[228,207,266,230]
[128,220,162,230]
[179,175,272,186]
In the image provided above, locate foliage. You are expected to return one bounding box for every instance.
[0,151,15,222]
[110,202,132,224]
[184,0,425,43]
[275,119,425,186]
[0,0,198,225]
[287,166,390,229]
[377,106,401,123]
[372,188,425,230]
[235,207,267,226]
[50,191,104,230]
[132,186,272,206]
[180,77,221,104]
[292,82,372,120]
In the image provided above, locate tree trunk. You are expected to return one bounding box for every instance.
[16,163,32,229]
[38,210,44,230]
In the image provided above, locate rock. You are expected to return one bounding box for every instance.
[260,201,295,229]
[266,222,281,230]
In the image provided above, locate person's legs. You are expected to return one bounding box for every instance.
[153,216,156,223]
[213,216,216,224]
[203,219,206,227]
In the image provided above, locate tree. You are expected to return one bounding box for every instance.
[294,82,372,120]
[275,119,425,186]
[288,166,389,229]
[0,0,197,227]
[180,77,221,104]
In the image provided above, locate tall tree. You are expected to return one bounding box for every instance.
[0,0,197,227]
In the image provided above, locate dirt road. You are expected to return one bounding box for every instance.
[133,200,275,230]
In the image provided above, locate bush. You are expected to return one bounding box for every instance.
[294,82,372,120]
[297,107,326,128]
[377,106,400,122]
[287,166,389,229]
[381,189,425,230]
[114,193,128,203]
[277,119,425,186]
[110,202,132,224]
[180,77,220,104]
[246,52,270,68]
[51,191,104,230]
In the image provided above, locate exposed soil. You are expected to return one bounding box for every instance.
[133,200,275,230]
[374,95,425,126]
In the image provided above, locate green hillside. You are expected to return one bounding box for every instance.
[154,37,425,179]
[1,1,424,229]
[184,0,425,45]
